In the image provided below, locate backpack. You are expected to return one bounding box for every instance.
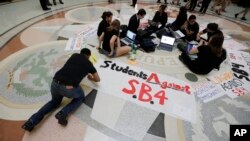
[120,25,128,38]
[140,38,156,52]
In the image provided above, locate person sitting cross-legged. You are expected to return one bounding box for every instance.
[180,15,199,41]
[178,34,226,75]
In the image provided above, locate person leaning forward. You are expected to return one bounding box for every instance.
[22,48,100,132]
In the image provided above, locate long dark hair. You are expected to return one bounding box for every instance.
[107,19,120,32]
[208,34,224,57]
[178,6,187,18]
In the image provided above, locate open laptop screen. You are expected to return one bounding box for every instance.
[127,30,136,40]
[160,35,175,45]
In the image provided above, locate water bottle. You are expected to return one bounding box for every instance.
[129,43,136,60]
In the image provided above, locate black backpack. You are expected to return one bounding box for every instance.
[140,38,156,52]
[120,25,128,38]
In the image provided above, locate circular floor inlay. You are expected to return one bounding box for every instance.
[65,6,119,24]
[185,73,198,82]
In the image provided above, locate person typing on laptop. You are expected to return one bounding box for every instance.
[97,19,131,57]
[196,23,223,44]
[178,34,226,74]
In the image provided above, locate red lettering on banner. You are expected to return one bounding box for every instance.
[146,73,161,84]
[184,85,191,94]
[232,87,247,96]
[154,90,167,105]
[138,83,153,102]
[122,73,192,105]
[122,79,139,94]
[161,81,167,89]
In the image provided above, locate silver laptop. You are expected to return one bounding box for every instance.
[158,35,176,51]
[121,30,136,45]
[169,28,185,39]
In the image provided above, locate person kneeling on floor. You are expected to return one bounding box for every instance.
[22,48,100,132]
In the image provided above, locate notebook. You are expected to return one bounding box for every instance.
[158,35,176,51]
[121,30,136,45]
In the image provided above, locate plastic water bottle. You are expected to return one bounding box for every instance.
[129,43,136,60]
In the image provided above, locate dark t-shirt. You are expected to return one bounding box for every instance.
[202,29,223,41]
[97,20,109,36]
[54,53,97,87]
[152,11,168,28]
[102,29,119,52]
[181,21,199,41]
[194,45,226,74]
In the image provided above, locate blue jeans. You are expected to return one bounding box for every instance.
[29,80,85,126]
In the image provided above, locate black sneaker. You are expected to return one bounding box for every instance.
[22,120,34,132]
[43,8,51,11]
[59,0,64,4]
[55,111,68,126]
[235,13,238,18]
[241,17,247,21]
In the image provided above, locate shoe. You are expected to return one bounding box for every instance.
[53,1,56,5]
[130,4,135,7]
[157,1,161,3]
[235,13,238,18]
[241,17,247,21]
[55,111,68,126]
[43,8,51,11]
[47,3,52,6]
[215,10,221,15]
[59,0,64,4]
[22,120,34,132]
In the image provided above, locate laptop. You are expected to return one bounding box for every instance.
[158,35,176,51]
[121,30,136,45]
[169,28,185,39]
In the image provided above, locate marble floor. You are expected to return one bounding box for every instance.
[0,0,250,141]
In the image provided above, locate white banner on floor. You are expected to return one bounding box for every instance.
[207,52,250,99]
[227,50,250,93]
[77,22,99,37]
[65,35,84,51]
[83,59,196,123]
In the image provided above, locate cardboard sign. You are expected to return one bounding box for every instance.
[193,81,225,103]
[83,59,196,123]
[65,35,84,51]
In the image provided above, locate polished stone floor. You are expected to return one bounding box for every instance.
[0,1,250,141]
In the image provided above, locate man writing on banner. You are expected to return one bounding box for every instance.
[22,48,100,132]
